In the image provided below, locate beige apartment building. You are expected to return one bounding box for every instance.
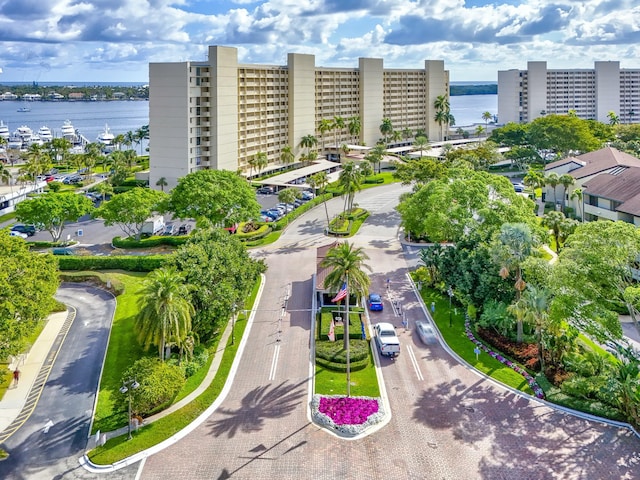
[149,45,449,189]
[498,61,640,125]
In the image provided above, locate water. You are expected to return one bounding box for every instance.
[0,100,149,143]
[450,94,497,128]
[0,94,497,143]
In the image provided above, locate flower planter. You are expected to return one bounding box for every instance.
[310,395,385,436]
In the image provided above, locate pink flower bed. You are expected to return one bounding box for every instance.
[318,396,379,425]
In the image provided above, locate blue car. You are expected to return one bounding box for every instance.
[368,293,383,311]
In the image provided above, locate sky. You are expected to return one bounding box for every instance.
[0,0,639,84]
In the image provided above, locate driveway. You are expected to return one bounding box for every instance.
[0,285,124,480]
[137,184,640,479]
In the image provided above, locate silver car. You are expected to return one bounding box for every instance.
[416,321,437,345]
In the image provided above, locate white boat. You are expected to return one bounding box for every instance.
[61,120,75,140]
[0,121,9,140]
[7,136,23,150]
[15,125,33,143]
[17,106,31,112]
[97,124,115,146]
[38,126,53,142]
[28,134,43,146]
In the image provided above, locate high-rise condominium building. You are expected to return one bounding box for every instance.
[498,61,640,125]
[149,45,449,189]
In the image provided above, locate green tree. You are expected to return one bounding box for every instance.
[170,228,265,342]
[379,118,393,144]
[412,135,430,159]
[523,168,545,199]
[332,116,345,150]
[0,162,12,189]
[136,267,195,360]
[319,119,333,151]
[15,192,93,242]
[94,187,168,240]
[570,188,584,220]
[482,111,493,127]
[135,125,149,155]
[95,181,114,201]
[280,145,295,165]
[47,137,72,165]
[365,144,386,174]
[474,125,486,138]
[541,210,577,254]
[299,134,318,157]
[545,172,561,206]
[527,114,602,159]
[493,223,537,342]
[83,142,102,177]
[308,171,330,227]
[558,174,575,212]
[393,157,447,185]
[155,177,168,192]
[338,161,362,213]
[169,170,260,228]
[434,94,452,141]
[277,187,301,209]
[348,116,361,144]
[321,240,372,394]
[0,231,59,360]
[607,111,620,126]
[254,151,268,176]
[521,285,550,371]
[488,122,529,147]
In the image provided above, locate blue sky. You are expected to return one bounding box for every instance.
[0,0,638,83]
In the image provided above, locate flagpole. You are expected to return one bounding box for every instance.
[345,272,350,397]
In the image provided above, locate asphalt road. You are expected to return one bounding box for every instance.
[0,285,117,480]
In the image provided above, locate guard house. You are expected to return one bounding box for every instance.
[315,241,360,308]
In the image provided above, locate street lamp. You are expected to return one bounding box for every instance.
[447,286,453,327]
[119,377,140,440]
[231,303,237,345]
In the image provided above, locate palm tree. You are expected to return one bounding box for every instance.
[95,181,113,201]
[135,125,149,155]
[474,125,486,138]
[347,116,361,144]
[333,116,345,151]
[299,134,318,158]
[545,172,561,206]
[280,145,295,165]
[608,111,620,126]
[402,127,413,141]
[135,267,195,361]
[254,151,268,176]
[47,137,72,166]
[521,285,550,372]
[83,142,102,177]
[319,119,333,152]
[379,118,393,144]
[309,171,330,227]
[277,187,301,213]
[113,133,126,151]
[338,161,363,214]
[495,223,535,342]
[482,111,493,128]
[365,144,386,174]
[433,94,451,141]
[523,168,545,199]
[558,174,575,212]
[0,162,12,192]
[570,187,584,221]
[391,130,403,143]
[434,110,448,142]
[124,130,136,150]
[321,241,372,396]
[413,135,430,158]
[156,177,168,192]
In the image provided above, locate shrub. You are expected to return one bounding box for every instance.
[235,222,272,241]
[59,271,126,296]
[364,175,384,184]
[112,236,188,249]
[315,340,370,372]
[120,357,186,417]
[272,193,333,231]
[57,254,169,272]
[477,327,539,369]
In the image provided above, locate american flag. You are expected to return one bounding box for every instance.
[331,283,348,303]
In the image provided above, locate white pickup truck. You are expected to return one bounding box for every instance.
[373,322,401,358]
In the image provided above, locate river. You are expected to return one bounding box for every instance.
[0,94,498,144]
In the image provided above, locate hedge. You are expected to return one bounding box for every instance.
[364,175,385,184]
[112,235,189,249]
[236,223,272,242]
[315,339,370,372]
[59,271,126,296]
[57,255,169,272]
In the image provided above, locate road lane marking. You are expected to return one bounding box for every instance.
[269,344,281,381]
[407,345,424,381]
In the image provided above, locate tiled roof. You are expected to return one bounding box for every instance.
[584,166,640,216]
[570,147,640,179]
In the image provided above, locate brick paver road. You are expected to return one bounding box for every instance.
[139,184,640,480]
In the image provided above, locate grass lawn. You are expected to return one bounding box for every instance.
[91,271,149,434]
[315,344,380,398]
[419,287,534,395]
[88,279,261,464]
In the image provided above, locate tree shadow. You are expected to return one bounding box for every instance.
[207,381,305,439]
[413,380,640,479]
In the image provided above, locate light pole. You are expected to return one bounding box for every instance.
[231,303,237,345]
[119,377,140,440]
[447,286,453,328]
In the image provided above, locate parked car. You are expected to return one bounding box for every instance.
[513,183,525,193]
[177,224,191,235]
[368,293,384,311]
[415,321,437,345]
[257,186,274,195]
[11,224,36,236]
[301,191,315,200]
[163,224,176,236]
[9,231,28,239]
[52,247,73,255]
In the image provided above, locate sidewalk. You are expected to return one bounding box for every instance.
[0,311,69,434]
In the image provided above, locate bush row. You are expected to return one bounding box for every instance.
[59,271,126,296]
[57,254,169,272]
[112,235,189,249]
[315,339,370,372]
[272,193,333,231]
[235,223,272,242]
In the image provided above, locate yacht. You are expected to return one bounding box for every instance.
[0,121,9,140]
[7,135,23,150]
[97,124,115,150]
[17,105,31,112]
[15,125,33,143]
[28,134,43,147]
[38,126,53,142]
[61,120,75,140]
